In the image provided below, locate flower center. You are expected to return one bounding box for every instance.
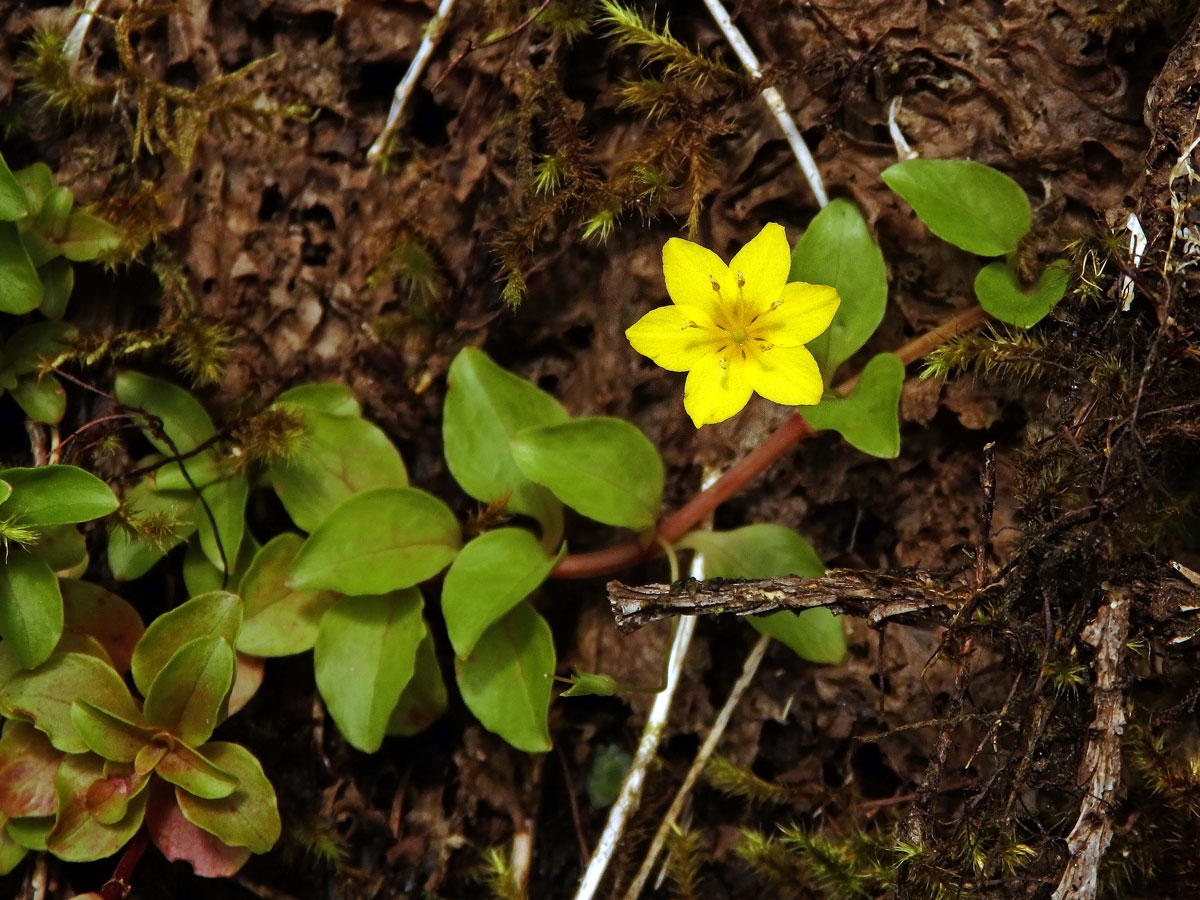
[730,327,748,344]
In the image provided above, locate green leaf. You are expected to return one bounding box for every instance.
[143,637,235,746]
[192,475,248,572]
[114,371,216,456]
[0,465,118,527]
[269,409,408,533]
[290,487,461,595]
[386,626,447,736]
[0,828,28,875]
[35,186,73,241]
[107,482,198,581]
[801,353,905,459]
[510,417,662,531]
[60,581,144,674]
[238,534,334,657]
[26,524,88,576]
[5,816,52,854]
[0,321,76,380]
[455,601,554,753]
[973,259,1070,328]
[69,701,153,763]
[59,212,120,262]
[881,159,1031,257]
[11,373,65,424]
[0,153,28,220]
[0,222,42,313]
[84,763,151,826]
[274,382,361,417]
[36,257,73,320]
[0,652,141,753]
[443,348,567,539]
[156,743,239,800]
[314,590,426,753]
[148,452,225,492]
[0,549,63,669]
[0,480,10,504]
[176,742,281,853]
[182,534,256,597]
[131,591,241,697]
[12,162,53,214]
[442,528,562,657]
[789,198,888,379]
[681,524,845,664]
[46,753,148,862]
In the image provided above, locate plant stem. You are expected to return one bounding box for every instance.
[701,0,827,207]
[551,305,990,580]
[366,0,459,165]
[99,829,149,900]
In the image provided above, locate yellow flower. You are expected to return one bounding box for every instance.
[626,223,840,427]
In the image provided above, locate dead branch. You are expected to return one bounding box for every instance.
[608,568,972,633]
[1052,588,1131,900]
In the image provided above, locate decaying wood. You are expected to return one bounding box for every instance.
[1051,588,1131,900]
[608,568,973,633]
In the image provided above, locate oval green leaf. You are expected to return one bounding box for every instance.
[156,743,239,800]
[0,465,118,527]
[37,257,73,320]
[443,348,567,539]
[274,382,361,417]
[131,591,242,697]
[510,417,662,531]
[143,637,235,746]
[114,371,216,456]
[801,353,905,459]
[176,741,281,853]
[0,152,28,220]
[881,159,1031,257]
[386,626,447,737]
[455,601,554,753]
[442,528,563,657]
[269,409,408,533]
[681,524,845,664]
[60,581,144,674]
[974,259,1069,329]
[182,534,256,598]
[11,373,66,425]
[238,534,335,657]
[70,701,153,764]
[0,222,42,314]
[314,590,426,753]
[0,549,63,669]
[26,523,88,576]
[59,211,120,262]
[192,475,248,572]
[290,487,461,595]
[789,198,888,380]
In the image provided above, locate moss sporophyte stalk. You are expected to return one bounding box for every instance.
[625,223,840,426]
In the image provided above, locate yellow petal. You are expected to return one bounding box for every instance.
[683,351,753,427]
[728,223,791,316]
[663,237,734,326]
[754,282,840,347]
[626,305,723,372]
[747,345,824,407]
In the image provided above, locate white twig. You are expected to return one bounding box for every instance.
[888,97,917,161]
[573,469,721,900]
[622,631,771,900]
[64,0,106,66]
[366,0,459,165]
[700,0,828,208]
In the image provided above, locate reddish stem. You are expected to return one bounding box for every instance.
[550,305,990,580]
[99,829,150,900]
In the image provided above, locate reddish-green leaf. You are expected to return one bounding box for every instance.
[46,753,148,862]
[0,721,61,818]
[0,653,141,753]
[146,781,251,877]
[60,581,145,674]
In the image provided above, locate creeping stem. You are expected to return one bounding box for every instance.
[551,305,991,580]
